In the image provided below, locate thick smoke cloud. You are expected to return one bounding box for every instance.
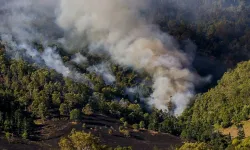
[0,0,60,43]
[72,53,88,64]
[57,0,205,115]
[0,0,210,115]
[0,0,88,82]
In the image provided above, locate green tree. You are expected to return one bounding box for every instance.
[38,102,48,123]
[5,132,11,142]
[82,104,93,116]
[139,121,145,129]
[238,127,245,140]
[22,130,28,139]
[59,130,102,150]
[59,103,68,116]
[59,137,74,150]
[52,92,61,106]
[178,142,212,150]
[4,119,11,132]
[124,121,128,128]
[70,109,81,121]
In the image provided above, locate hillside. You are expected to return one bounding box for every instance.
[1,0,250,150]
[179,61,250,149]
[183,61,250,128]
[0,114,182,150]
[0,44,182,149]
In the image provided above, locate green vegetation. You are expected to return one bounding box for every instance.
[231,137,250,149]
[82,104,93,115]
[70,109,81,121]
[59,129,132,150]
[156,0,250,65]
[177,61,250,149]
[181,61,250,139]
[178,142,212,150]
[0,46,180,142]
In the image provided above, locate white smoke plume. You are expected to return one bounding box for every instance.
[87,63,116,85]
[41,47,71,77]
[72,53,88,64]
[0,0,60,43]
[0,0,89,83]
[56,0,204,115]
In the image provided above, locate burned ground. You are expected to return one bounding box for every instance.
[0,114,182,150]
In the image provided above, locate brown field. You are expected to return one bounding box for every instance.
[220,120,250,138]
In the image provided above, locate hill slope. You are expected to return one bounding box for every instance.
[184,61,250,127]
[0,114,182,150]
[180,61,250,149]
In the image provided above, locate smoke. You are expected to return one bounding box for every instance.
[0,0,89,83]
[41,48,69,77]
[0,0,60,43]
[56,0,206,115]
[72,53,88,64]
[87,63,116,85]
[0,0,57,59]
[0,0,209,115]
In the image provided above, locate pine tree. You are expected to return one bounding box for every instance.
[237,124,245,140]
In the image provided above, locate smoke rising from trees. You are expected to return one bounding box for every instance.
[56,0,208,115]
[0,0,210,115]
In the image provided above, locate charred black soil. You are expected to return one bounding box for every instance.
[0,114,182,150]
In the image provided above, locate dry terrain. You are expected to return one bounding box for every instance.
[0,114,182,150]
[220,120,250,138]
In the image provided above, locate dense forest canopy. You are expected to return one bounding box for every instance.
[150,0,250,65]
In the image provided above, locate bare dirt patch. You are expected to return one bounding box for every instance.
[220,120,250,138]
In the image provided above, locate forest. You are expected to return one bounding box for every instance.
[1,0,250,150]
